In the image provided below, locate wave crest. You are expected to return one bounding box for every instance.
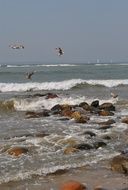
[0,79,128,92]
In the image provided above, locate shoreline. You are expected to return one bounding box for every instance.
[0,166,127,190]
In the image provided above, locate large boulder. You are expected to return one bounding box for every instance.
[99,103,115,111]
[79,102,91,111]
[91,100,99,108]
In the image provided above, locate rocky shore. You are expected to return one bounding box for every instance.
[0,93,128,190]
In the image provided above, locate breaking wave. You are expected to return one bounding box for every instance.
[0,79,128,92]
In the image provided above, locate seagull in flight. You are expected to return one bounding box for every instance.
[26,71,35,80]
[55,47,64,56]
[9,44,24,49]
[111,92,118,98]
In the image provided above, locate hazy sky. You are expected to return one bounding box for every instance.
[0,0,128,63]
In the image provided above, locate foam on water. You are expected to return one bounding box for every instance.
[0,79,128,92]
[4,63,77,68]
[13,94,116,111]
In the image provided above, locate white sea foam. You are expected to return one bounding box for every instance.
[86,79,128,87]
[5,63,77,68]
[0,79,128,92]
[0,79,85,92]
[14,95,114,111]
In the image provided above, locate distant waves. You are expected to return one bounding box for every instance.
[0,63,77,68]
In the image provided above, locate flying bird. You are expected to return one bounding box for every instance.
[111,92,118,98]
[26,71,35,80]
[9,44,24,49]
[55,47,64,56]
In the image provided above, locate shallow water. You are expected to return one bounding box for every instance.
[0,62,128,189]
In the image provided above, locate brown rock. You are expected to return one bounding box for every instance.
[25,110,50,118]
[64,147,78,154]
[99,102,115,111]
[110,155,128,174]
[71,111,82,119]
[79,102,91,111]
[71,112,88,123]
[98,110,114,116]
[7,147,28,157]
[121,117,128,124]
[61,104,73,111]
[45,93,58,99]
[98,119,116,125]
[99,125,113,130]
[60,180,86,190]
[61,109,74,117]
[75,116,88,123]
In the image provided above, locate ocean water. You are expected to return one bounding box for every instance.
[0,62,128,189]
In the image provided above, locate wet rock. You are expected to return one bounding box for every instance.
[74,143,93,150]
[45,93,58,99]
[99,125,113,130]
[61,109,74,118]
[32,93,46,97]
[98,110,114,116]
[71,111,88,123]
[121,148,128,156]
[101,135,111,140]
[58,117,70,121]
[121,117,128,124]
[79,102,91,111]
[25,110,50,118]
[93,141,107,149]
[83,131,96,137]
[110,154,128,174]
[50,169,68,175]
[73,106,88,115]
[99,102,115,111]
[35,133,49,138]
[7,147,28,157]
[64,147,78,154]
[71,111,81,118]
[91,100,99,108]
[60,180,87,190]
[61,104,73,111]
[51,104,62,114]
[75,116,88,123]
[98,119,116,125]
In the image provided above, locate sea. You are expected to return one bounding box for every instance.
[0,62,128,190]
